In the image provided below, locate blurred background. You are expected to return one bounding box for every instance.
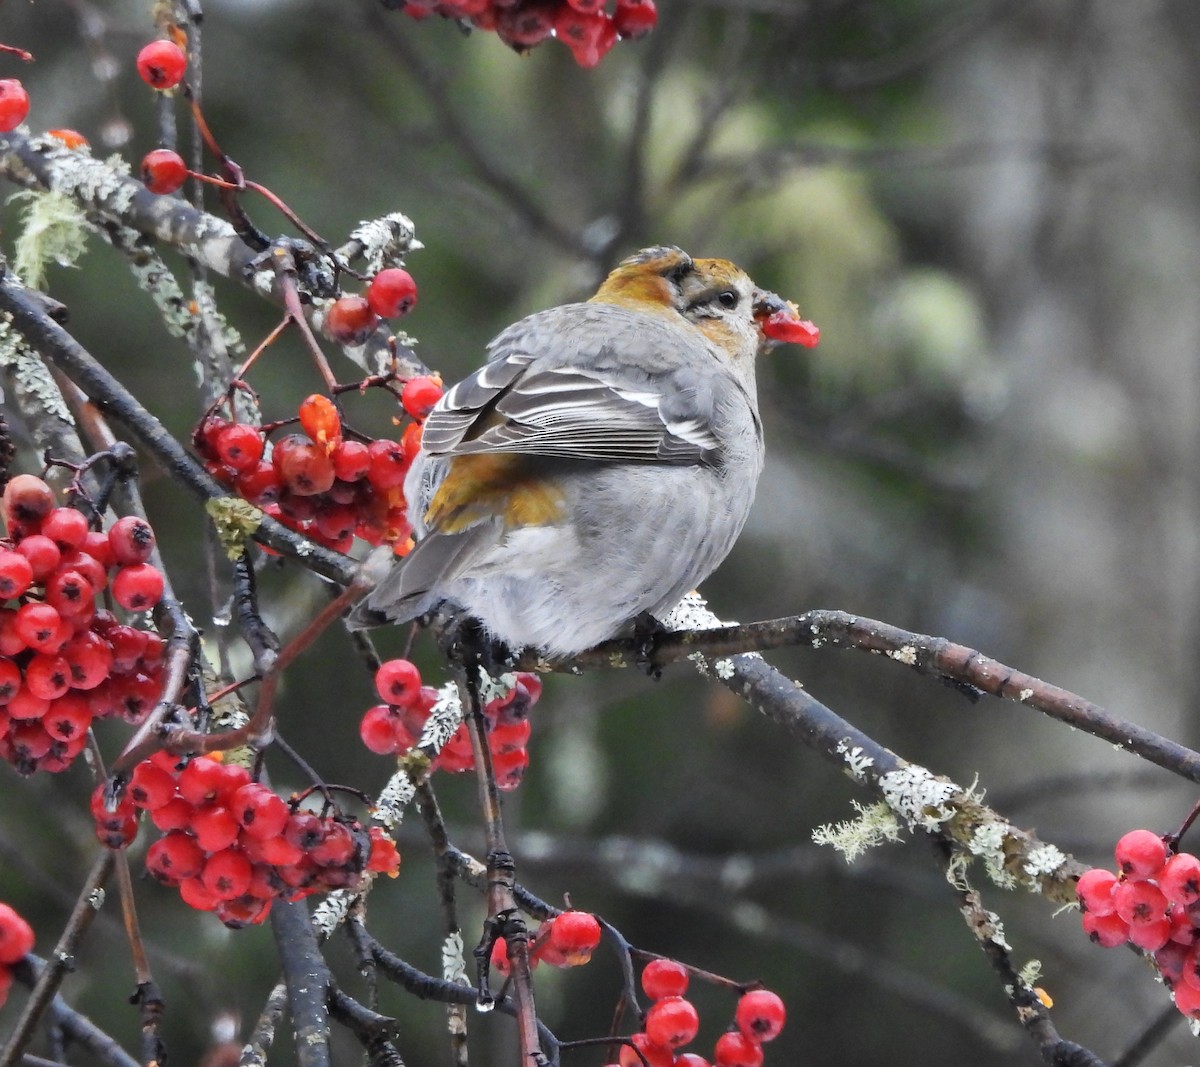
[2,0,1200,1063]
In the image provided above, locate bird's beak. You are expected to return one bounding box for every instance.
[752,289,820,350]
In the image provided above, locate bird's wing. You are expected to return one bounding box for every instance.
[420,320,720,467]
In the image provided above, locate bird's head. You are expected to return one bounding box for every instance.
[590,246,819,366]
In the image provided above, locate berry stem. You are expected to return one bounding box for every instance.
[1166,799,1200,853]
[451,657,544,1062]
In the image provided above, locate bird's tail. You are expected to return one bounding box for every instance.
[345,532,476,630]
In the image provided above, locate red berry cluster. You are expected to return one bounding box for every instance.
[489,909,602,974]
[197,381,440,554]
[325,268,420,345]
[396,0,658,68]
[1077,828,1200,1018]
[607,962,786,1067]
[94,752,402,928]
[0,476,166,775]
[359,658,540,790]
[0,901,34,1009]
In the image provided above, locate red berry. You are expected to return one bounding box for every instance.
[310,822,356,867]
[7,688,48,721]
[545,910,601,966]
[1081,910,1129,948]
[112,563,164,611]
[136,40,187,90]
[141,149,188,195]
[1128,915,1172,952]
[0,550,32,600]
[1176,979,1200,1019]
[80,530,115,568]
[214,424,265,474]
[25,653,71,700]
[645,996,700,1049]
[555,8,617,68]
[375,658,422,706]
[45,569,94,617]
[360,704,403,755]
[0,79,30,133]
[16,535,61,581]
[735,989,786,1043]
[298,395,342,451]
[177,756,228,806]
[107,624,148,672]
[272,434,336,497]
[642,958,689,1000]
[60,633,112,691]
[128,759,178,810]
[47,128,88,149]
[1113,879,1168,926]
[0,903,34,964]
[41,507,88,550]
[331,440,372,482]
[235,462,283,506]
[60,550,107,593]
[618,1034,673,1067]
[366,438,409,490]
[614,0,657,39]
[229,783,290,840]
[146,831,205,884]
[0,658,19,703]
[201,848,253,900]
[400,422,423,464]
[366,827,401,875]
[490,936,512,976]
[1183,944,1200,991]
[1115,829,1168,880]
[15,602,64,653]
[1161,852,1200,907]
[1170,906,1200,946]
[150,796,194,833]
[367,268,418,319]
[675,1056,712,1067]
[401,376,443,421]
[191,805,240,853]
[1156,940,1189,984]
[760,310,820,348]
[492,747,529,791]
[3,475,54,530]
[179,875,220,912]
[712,1031,763,1067]
[44,694,91,742]
[497,1,557,48]
[324,296,379,346]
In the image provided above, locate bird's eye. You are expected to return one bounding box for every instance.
[717,289,739,309]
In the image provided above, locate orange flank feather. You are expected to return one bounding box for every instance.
[424,454,567,533]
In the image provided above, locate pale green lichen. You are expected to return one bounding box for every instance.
[204,497,264,560]
[442,931,468,985]
[812,800,902,862]
[879,764,958,831]
[1023,843,1068,879]
[9,190,89,290]
[1017,959,1043,988]
[834,738,875,782]
[346,211,423,275]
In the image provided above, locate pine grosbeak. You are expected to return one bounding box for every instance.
[350,245,817,657]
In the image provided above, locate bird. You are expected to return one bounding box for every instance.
[348,245,817,659]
